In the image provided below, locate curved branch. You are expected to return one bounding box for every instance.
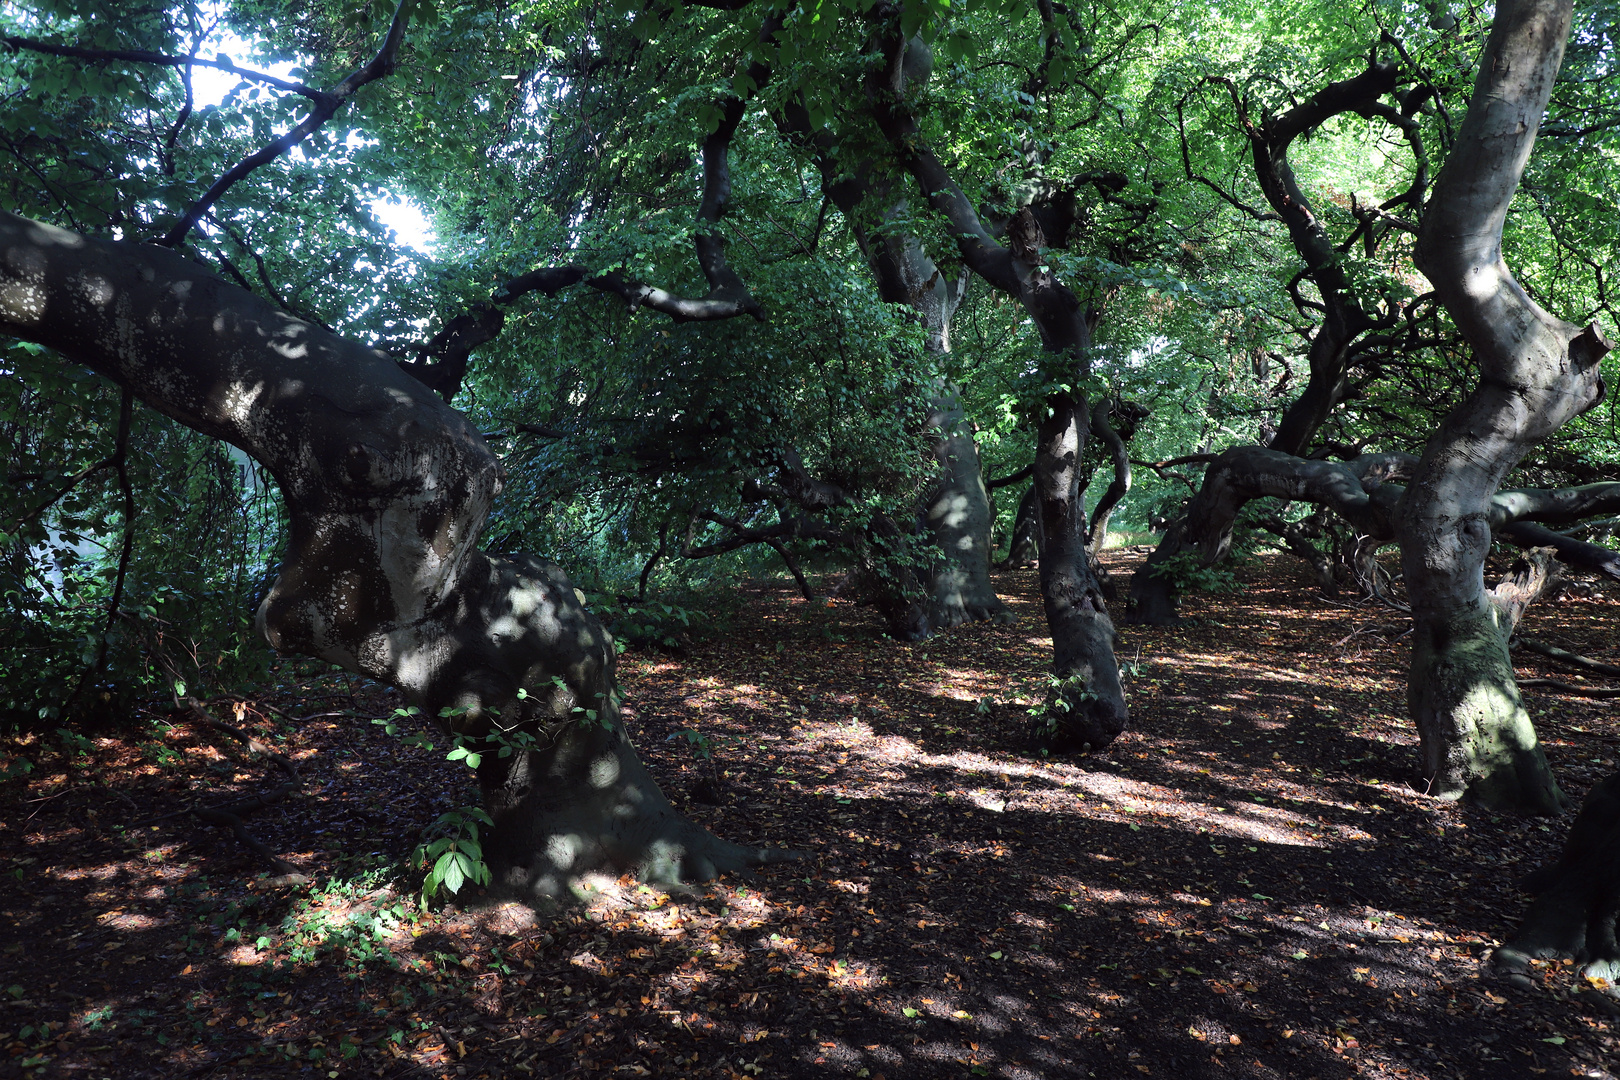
[158,0,411,247]
[987,463,1034,490]
[1498,521,1620,583]
[2,36,330,102]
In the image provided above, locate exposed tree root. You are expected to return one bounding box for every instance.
[479,713,802,902]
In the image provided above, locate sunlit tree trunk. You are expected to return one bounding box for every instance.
[1399,0,1607,813]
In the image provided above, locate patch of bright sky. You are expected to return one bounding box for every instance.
[187,9,436,254]
[369,196,437,254]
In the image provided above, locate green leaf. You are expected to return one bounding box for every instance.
[441,853,465,894]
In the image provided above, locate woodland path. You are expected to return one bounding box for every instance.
[1,552,1617,1079]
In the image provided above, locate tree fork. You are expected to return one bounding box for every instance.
[1400,0,1608,813]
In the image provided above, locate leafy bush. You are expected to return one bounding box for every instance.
[1146,552,1241,594]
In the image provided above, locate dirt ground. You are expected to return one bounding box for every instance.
[2,550,1618,1080]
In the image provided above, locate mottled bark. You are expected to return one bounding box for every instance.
[869,27,1128,748]
[922,392,1007,629]
[1399,0,1607,813]
[0,212,790,896]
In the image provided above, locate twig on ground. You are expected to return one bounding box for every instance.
[1518,678,1620,698]
[125,697,310,882]
[1514,637,1620,679]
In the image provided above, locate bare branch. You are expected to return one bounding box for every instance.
[2,36,331,102]
[158,0,412,247]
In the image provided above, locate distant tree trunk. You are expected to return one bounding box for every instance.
[1127,449,1414,624]
[1084,397,1134,559]
[0,211,789,897]
[1399,0,1607,813]
[1002,485,1041,568]
[922,391,1006,629]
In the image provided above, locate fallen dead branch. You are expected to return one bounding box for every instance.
[1517,678,1620,698]
[1515,636,1620,679]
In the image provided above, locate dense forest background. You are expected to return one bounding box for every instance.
[4,0,1620,1076]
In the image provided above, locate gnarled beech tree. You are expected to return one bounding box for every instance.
[868,22,1127,751]
[1401,0,1609,813]
[0,211,791,897]
[775,78,1008,638]
[1130,40,1437,626]
[1126,0,1613,814]
[1116,441,1620,808]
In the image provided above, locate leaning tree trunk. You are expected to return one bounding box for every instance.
[0,211,790,897]
[1398,0,1608,813]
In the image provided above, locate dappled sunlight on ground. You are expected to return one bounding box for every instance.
[1,554,1618,1077]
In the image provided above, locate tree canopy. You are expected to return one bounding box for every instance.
[5,0,1620,1046]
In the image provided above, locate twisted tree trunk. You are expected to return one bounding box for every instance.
[0,211,790,897]
[870,28,1128,751]
[1399,0,1608,813]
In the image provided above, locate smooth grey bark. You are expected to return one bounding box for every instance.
[1399,0,1609,813]
[1034,357,1128,750]
[778,54,1007,638]
[0,211,790,897]
[870,29,1127,750]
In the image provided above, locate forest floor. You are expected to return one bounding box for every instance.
[2,551,1619,1080]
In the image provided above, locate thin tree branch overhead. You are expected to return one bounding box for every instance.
[158,0,413,247]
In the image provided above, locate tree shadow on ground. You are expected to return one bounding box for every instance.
[1,554,1617,1077]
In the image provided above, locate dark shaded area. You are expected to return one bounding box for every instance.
[1,553,1617,1078]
